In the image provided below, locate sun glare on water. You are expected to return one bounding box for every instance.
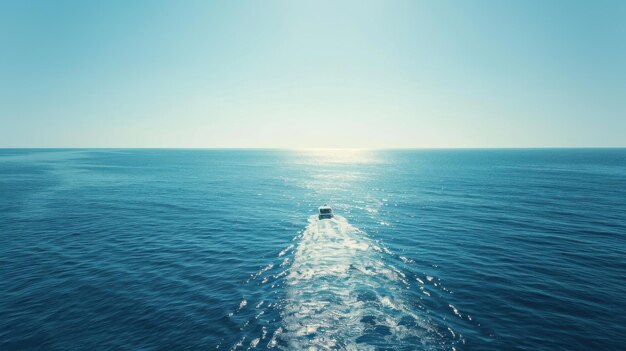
[295,148,380,165]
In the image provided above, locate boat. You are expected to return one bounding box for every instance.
[318,205,334,220]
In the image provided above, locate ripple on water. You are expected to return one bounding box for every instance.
[224,215,471,350]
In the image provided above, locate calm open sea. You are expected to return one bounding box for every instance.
[1,149,625,350]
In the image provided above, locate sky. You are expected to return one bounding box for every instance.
[1,0,625,148]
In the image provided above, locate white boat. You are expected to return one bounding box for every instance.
[318,205,334,220]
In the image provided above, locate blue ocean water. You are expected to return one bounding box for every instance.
[1,149,625,350]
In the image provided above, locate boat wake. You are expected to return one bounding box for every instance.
[222,215,468,350]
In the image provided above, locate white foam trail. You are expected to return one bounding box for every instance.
[280,215,433,349]
[225,215,466,350]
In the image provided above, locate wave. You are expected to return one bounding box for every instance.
[223,215,467,350]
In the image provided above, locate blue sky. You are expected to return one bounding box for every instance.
[1,0,624,148]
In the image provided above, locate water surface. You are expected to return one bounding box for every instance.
[1,149,625,350]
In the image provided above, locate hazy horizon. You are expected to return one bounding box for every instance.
[1,147,626,150]
[2,0,625,148]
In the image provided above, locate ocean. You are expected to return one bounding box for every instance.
[1,149,625,350]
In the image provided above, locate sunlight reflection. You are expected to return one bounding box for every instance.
[294,148,379,165]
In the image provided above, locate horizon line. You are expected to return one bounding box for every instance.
[1,146,625,150]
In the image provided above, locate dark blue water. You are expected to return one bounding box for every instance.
[1,149,625,350]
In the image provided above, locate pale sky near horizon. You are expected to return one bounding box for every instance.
[1,0,625,148]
